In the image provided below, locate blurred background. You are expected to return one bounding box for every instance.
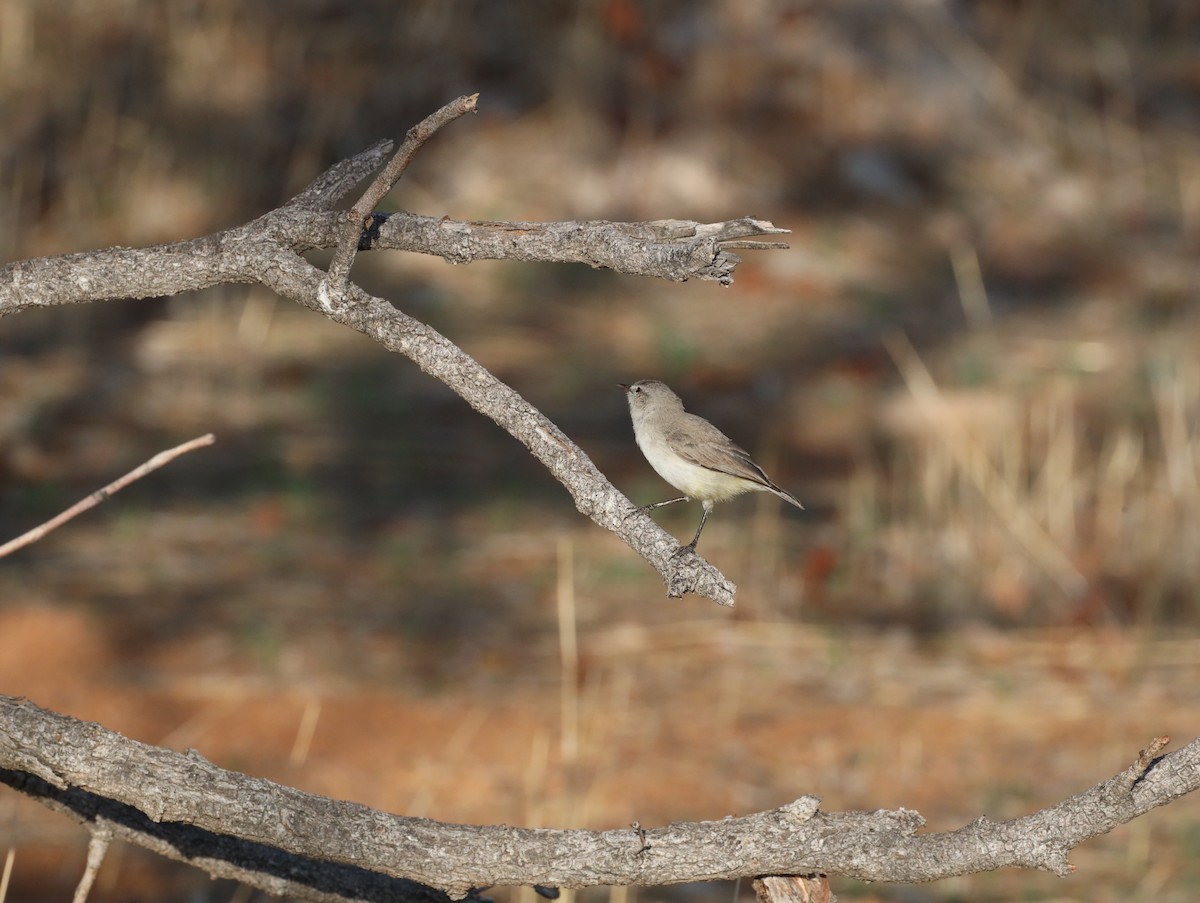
[2,1,1200,900]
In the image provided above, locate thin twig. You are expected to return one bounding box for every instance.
[72,827,111,903]
[0,433,216,559]
[325,93,479,292]
[1119,735,1171,792]
[0,848,13,903]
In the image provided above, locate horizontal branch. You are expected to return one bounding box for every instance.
[2,697,1197,900]
[3,772,453,903]
[0,232,261,316]
[0,211,788,319]
[276,210,790,285]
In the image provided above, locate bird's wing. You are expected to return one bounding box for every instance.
[667,414,804,509]
[666,415,774,487]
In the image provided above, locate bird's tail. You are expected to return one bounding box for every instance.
[767,481,805,511]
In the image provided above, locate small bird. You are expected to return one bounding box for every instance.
[620,379,803,554]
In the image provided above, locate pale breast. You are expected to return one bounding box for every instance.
[636,426,760,502]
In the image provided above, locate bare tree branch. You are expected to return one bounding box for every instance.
[3,768,453,903]
[316,214,790,283]
[0,96,786,605]
[0,211,789,317]
[1,697,1197,901]
[0,433,216,559]
[326,93,479,290]
[288,139,395,212]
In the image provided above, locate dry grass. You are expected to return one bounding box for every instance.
[837,324,1200,627]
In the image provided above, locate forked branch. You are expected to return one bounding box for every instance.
[325,92,480,291]
[0,95,790,605]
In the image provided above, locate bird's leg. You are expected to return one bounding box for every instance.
[623,495,689,521]
[639,496,689,513]
[673,506,711,558]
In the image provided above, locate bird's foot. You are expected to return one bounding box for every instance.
[621,505,648,523]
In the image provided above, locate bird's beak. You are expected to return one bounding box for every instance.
[617,383,630,392]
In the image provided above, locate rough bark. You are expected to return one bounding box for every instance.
[1,698,1196,902]
[754,875,834,903]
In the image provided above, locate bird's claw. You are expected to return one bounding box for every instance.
[621,504,651,523]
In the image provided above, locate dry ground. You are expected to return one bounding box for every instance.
[3,602,1200,903]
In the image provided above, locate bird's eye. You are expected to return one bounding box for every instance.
[633,386,641,394]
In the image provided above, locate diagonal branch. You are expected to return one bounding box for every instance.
[287,139,395,212]
[258,246,736,604]
[1,697,1197,900]
[325,94,479,290]
[0,433,216,559]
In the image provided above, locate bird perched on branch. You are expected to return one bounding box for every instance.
[620,379,803,554]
